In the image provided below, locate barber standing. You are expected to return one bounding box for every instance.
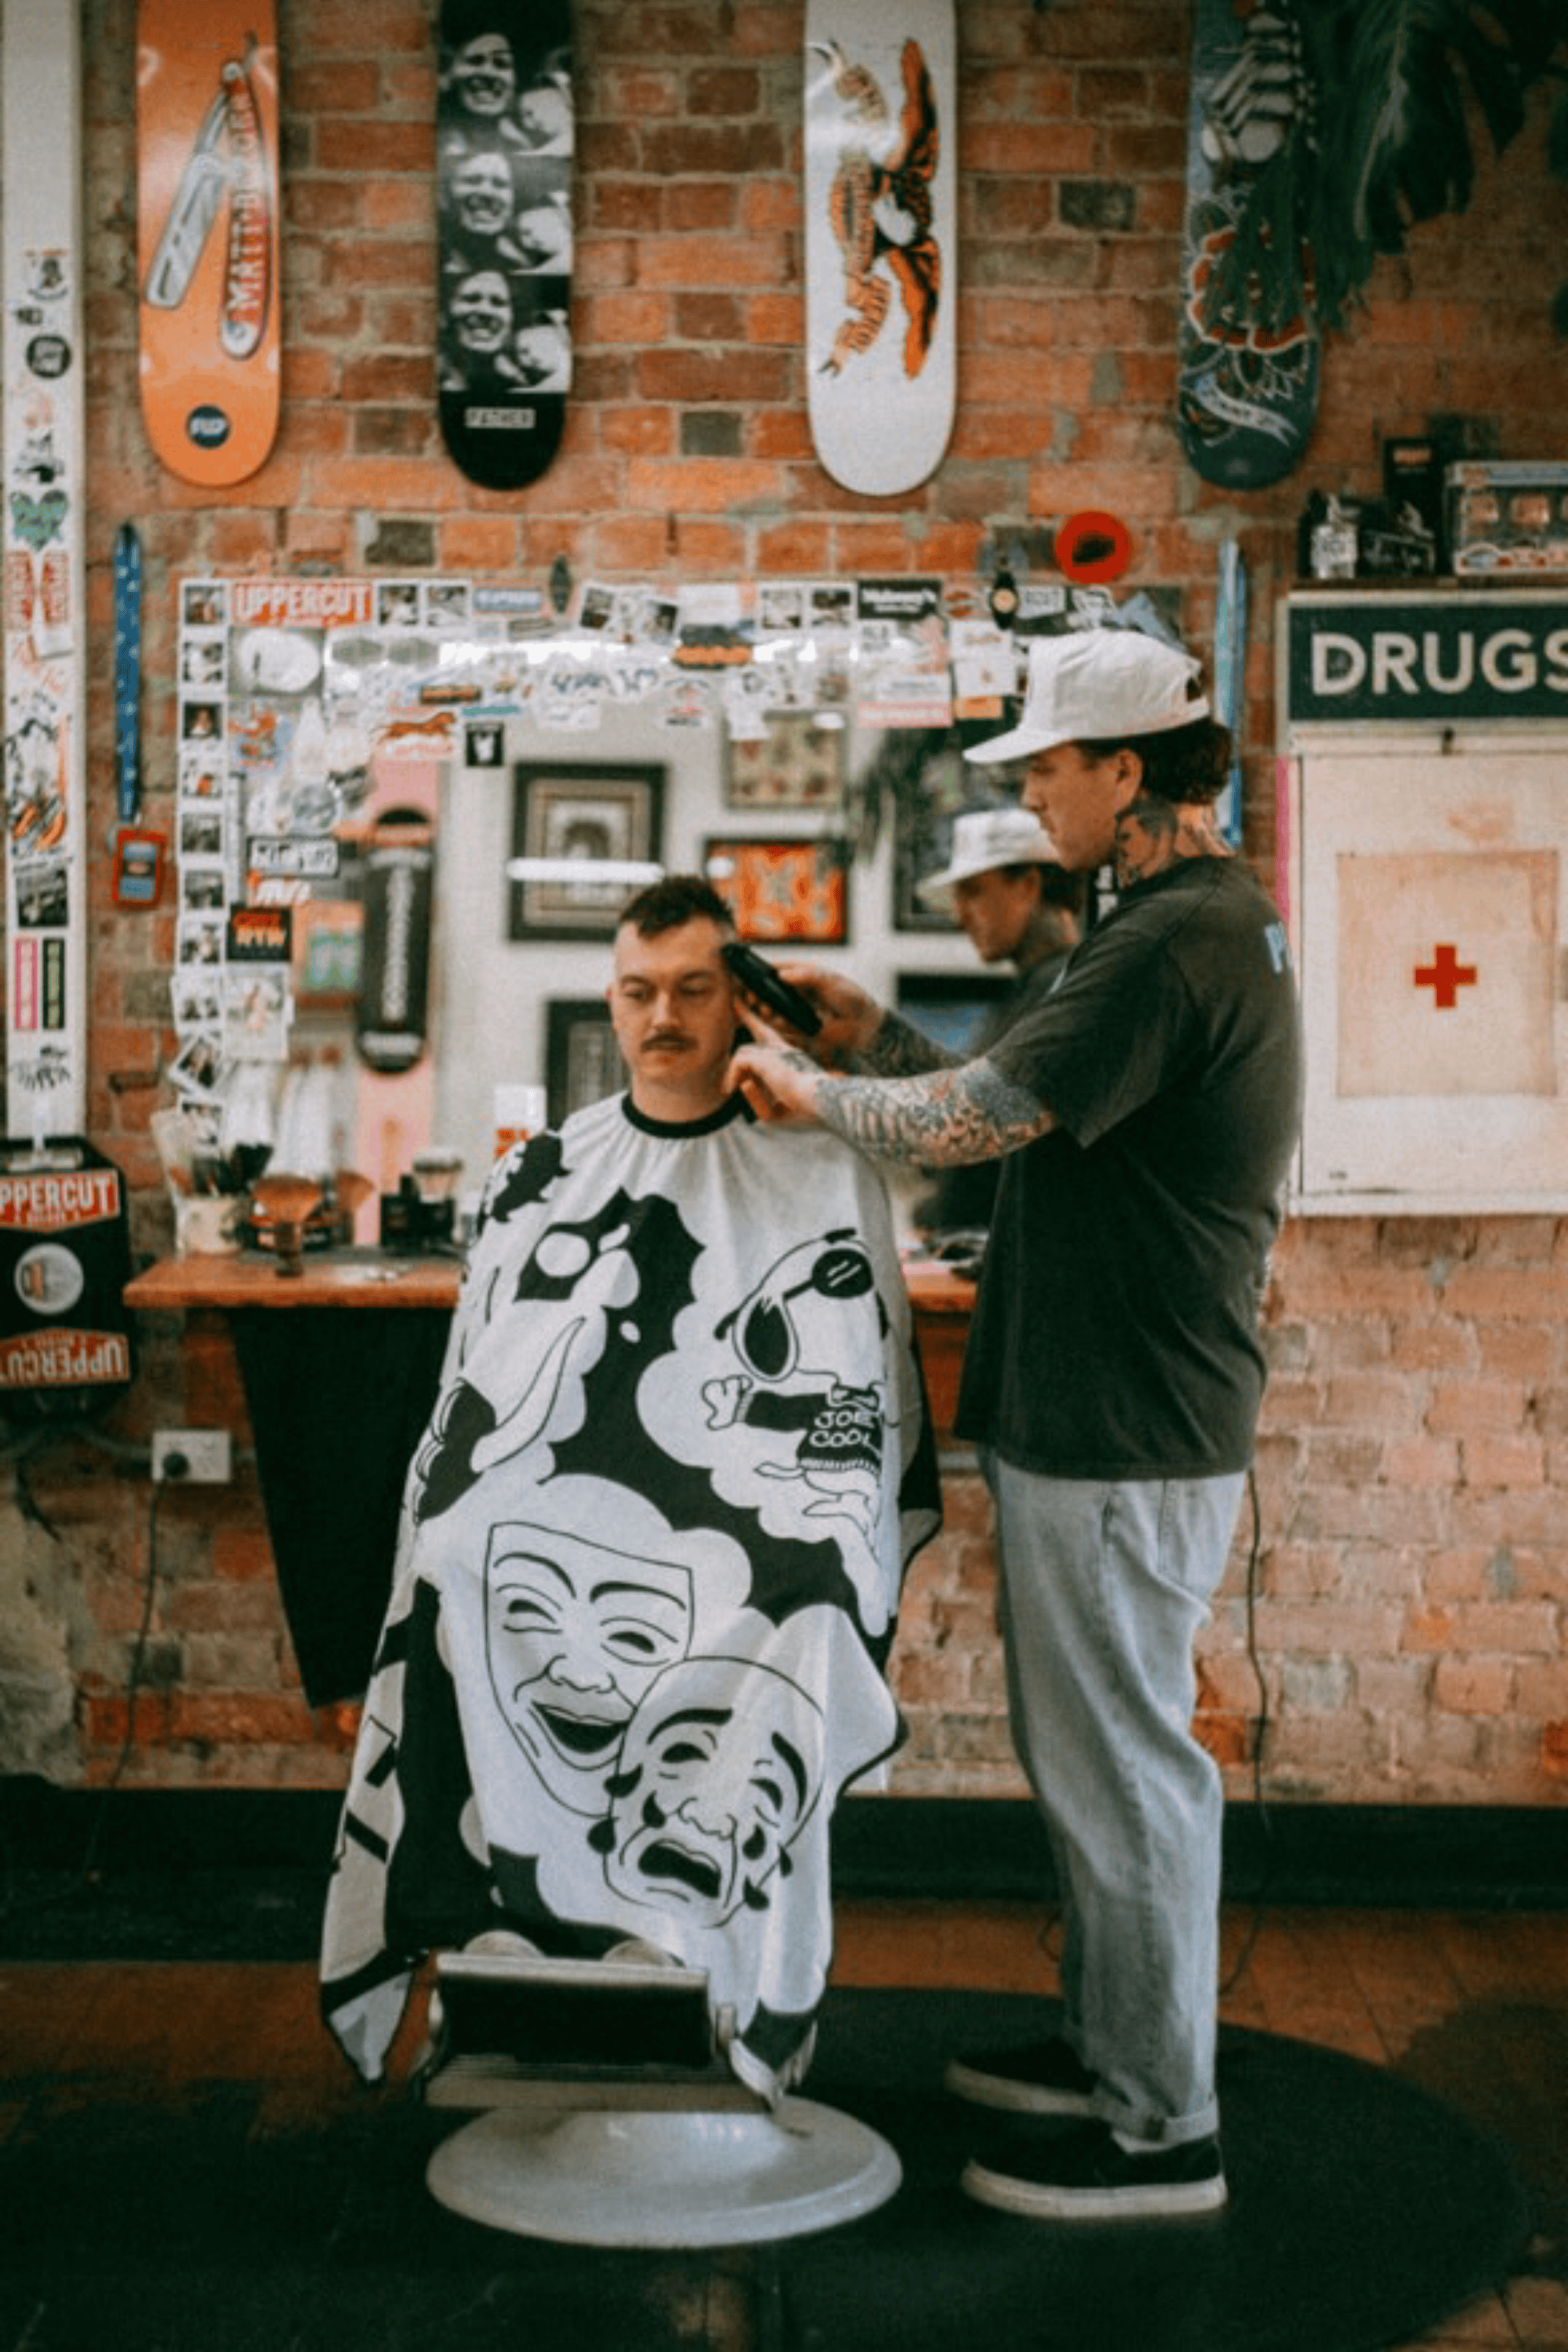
[729,628,1303,2223]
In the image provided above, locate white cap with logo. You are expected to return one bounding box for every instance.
[916,806,1062,909]
[965,630,1209,766]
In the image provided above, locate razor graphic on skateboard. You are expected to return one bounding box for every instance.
[437,0,572,491]
[804,0,956,498]
[136,0,281,486]
[1176,0,1318,490]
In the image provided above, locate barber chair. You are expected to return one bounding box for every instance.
[419,1942,901,2247]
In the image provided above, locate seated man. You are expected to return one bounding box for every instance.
[321,876,940,2105]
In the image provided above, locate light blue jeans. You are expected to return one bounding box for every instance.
[983,1450,1245,2148]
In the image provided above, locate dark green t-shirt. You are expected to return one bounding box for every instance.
[954,857,1303,1479]
[913,949,1070,1238]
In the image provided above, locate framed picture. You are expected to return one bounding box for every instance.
[895,971,1013,1058]
[703,836,851,945]
[724,712,845,811]
[544,998,628,1127]
[887,729,1016,934]
[507,761,664,940]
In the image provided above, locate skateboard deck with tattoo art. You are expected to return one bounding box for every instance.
[136,0,281,487]
[437,0,573,490]
[1176,0,1319,488]
[804,0,956,498]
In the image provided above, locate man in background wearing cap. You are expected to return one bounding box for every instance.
[909,808,1083,1242]
[729,627,1302,2223]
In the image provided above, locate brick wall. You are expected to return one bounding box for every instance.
[893,1220,1568,1806]
[4,0,1566,1798]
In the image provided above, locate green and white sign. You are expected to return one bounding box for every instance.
[1285,592,1568,729]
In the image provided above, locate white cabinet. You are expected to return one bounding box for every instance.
[1279,591,1568,1213]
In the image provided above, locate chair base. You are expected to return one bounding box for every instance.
[425,2098,902,2248]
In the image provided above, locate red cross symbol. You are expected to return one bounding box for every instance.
[1414,943,1477,1009]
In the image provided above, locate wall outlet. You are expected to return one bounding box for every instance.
[151,1428,233,1483]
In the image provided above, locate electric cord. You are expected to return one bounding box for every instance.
[1,1415,260,1926]
[1,1418,165,1540]
[0,1452,166,1925]
[1219,1461,1274,1995]
[84,1479,165,1851]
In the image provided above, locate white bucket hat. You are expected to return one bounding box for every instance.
[965,630,1209,765]
[916,806,1062,909]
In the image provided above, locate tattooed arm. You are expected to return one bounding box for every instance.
[855,1007,957,1078]
[728,1041,1054,1167]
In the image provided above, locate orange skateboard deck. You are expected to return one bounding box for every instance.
[136,1,281,486]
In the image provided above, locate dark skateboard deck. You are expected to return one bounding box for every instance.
[355,806,435,1077]
[136,0,281,485]
[437,0,572,490]
[1176,0,1319,490]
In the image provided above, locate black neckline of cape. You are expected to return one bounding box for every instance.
[621,1090,753,1140]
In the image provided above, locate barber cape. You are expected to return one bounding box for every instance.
[321,1091,940,2102]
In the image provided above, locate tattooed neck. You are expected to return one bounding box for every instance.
[1112,795,1231,889]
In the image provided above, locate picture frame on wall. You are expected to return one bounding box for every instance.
[887,728,1016,935]
[724,712,845,812]
[703,836,851,945]
[507,760,665,941]
[544,997,628,1127]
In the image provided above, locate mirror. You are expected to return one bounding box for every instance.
[429,703,1011,1210]
[164,578,1027,1243]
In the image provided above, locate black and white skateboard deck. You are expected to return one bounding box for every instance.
[437,0,572,490]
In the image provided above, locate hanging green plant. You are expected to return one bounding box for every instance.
[1199,0,1568,338]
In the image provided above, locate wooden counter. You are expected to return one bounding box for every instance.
[901,1257,977,1439]
[127,1248,976,1334]
[125,1247,463,1312]
[126,1246,977,1441]
[126,1248,459,1708]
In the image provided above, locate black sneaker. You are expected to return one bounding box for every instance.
[962,2120,1227,2222]
[944,2033,1099,2116]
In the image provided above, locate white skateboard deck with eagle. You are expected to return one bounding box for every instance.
[804,0,956,498]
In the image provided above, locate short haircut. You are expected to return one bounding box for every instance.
[1075,714,1232,807]
[617,872,735,938]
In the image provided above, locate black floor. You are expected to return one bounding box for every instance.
[0,1984,1538,2352]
